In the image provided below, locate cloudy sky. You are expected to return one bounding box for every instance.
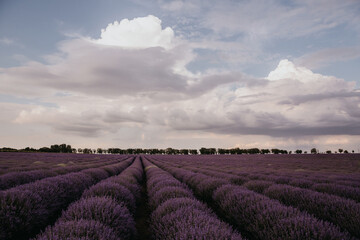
[1,0,360,152]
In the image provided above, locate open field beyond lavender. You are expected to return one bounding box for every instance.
[0,152,359,240]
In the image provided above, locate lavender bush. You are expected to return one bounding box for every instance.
[58,196,136,239]
[311,183,360,202]
[214,184,350,239]
[35,157,143,240]
[0,158,133,240]
[264,184,360,237]
[82,182,136,213]
[36,219,119,240]
[143,158,243,239]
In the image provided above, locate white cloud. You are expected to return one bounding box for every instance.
[0,37,14,45]
[95,15,175,49]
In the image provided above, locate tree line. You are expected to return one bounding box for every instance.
[0,144,356,154]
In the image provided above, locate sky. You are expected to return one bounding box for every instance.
[0,0,360,152]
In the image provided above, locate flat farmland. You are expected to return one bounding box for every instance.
[1,152,359,240]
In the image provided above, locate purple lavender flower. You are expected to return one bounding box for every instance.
[59,196,136,239]
[36,219,119,240]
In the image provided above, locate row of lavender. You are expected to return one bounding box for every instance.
[35,157,143,240]
[156,154,360,185]
[1,154,242,240]
[152,156,360,238]
[1,153,359,239]
[184,164,360,238]
[0,157,133,240]
[0,154,129,190]
[156,155,360,201]
[147,156,357,239]
[142,157,243,239]
[175,158,360,203]
[0,152,123,174]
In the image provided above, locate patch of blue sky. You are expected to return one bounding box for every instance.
[216,33,246,42]
[317,59,360,88]
[0,0,151,68]
[0,94,58,108]
[264,23,359,58]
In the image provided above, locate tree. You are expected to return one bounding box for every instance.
[295,149,302,154]
[97,148,103,154]
[165,148,175,155]
[180,149,189,155]
[260,149,270,154]
[189,149,198,155]
[271,148,280,154]
[218,148,226,155]
[338,149,343,153]
[199,148,207,154]
[248,148,260,154]
[39,147,51,152]
[83,148,92,154]
[326,150,332,154]
[311,148,317,154]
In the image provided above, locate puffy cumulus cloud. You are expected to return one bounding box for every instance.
[158,59,360,138]
[0,16,241,99]
[95,15,174,49]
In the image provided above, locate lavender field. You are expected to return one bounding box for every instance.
[1,152,359,240]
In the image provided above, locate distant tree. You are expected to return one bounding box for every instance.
[39,147,51,152]
[0,147,18,152]
[23,147,37,152]
[199,148,216,155]
[352,150,355,153]
[248,148,260,154]
[271,148,280,154]
[344,150,348,153]
[83,148,92,154]
[304,151,307,154]
[338,149,343,153]
[72,148,77,153]
[295,149,302,154]
[189,149,198,155]
[50,144,60,152]
[97,148,103,154]
[77,148,83,154]
[165,148,175,155]
[180,149,189,155]
[199,148,207,155]
[311,148,318,154]
[127,148,135,154]
[209,148,216,155]
[326,150,332,154]
[218,148,226,155]
[260,149,270,154]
